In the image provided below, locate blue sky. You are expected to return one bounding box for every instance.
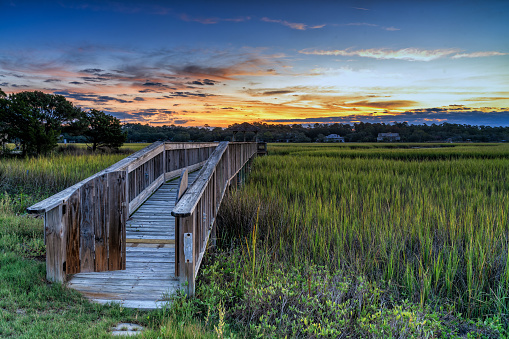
[1,0,508,126]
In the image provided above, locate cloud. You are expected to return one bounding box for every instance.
[347,100,418,109]
[261,17,325,30]
[165,91,213,98]
[465,97,509,102]
[54,90,133,104]
[171,65,232,78]
[189,79,218,86]
[261,90,295,96]
[451,51,508,59]
[81,76,110,82]
[142,81,168,87]
[171,57,278,78]
[344,23,378,27]
[44,78,61,83]
[300,48,459,61]
[180,14,250,25]
[352,7,369,10]
[339,23,400,31]
[264,107,509,127]
[80,68,104,74]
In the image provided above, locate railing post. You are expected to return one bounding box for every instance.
[177,215,196,296]
[45,204,67,282]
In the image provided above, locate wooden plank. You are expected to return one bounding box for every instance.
[176,168,188,203]
[176,215,196,295]
[66,190,81,274]
[108,171,122,271]
[92,299,172,310]
[128,173,164,214]
[126,239,175,244]
[126,142,164,173]
[27,142,165,214]
[172,142,229,217]
[45,205,66,282]
[28,141,215,215]
[94,174,108,272]
[120,171,127,270]
[80,180,95,272]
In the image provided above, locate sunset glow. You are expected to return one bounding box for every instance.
[1,0,508,127]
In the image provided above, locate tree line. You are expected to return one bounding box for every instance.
[120,121,509,144]
[0,90,126,156]
[2,90,507,157]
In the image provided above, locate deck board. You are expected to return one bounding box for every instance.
[66,170,200,310]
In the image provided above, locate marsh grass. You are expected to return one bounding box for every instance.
[1,142,507,337]
[217,143,509,322]
[0,151,132,213]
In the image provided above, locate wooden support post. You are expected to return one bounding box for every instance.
[45,205,66,283]
[177,215,196,296]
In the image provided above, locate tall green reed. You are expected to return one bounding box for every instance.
[217,143,509,318]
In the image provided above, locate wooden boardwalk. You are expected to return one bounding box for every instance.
[66,171,200,309]
[28,141,261,308]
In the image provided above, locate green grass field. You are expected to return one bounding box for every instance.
[0,142,507,337]
[213,142,509,337]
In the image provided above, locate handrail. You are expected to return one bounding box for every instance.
[172,142,229,217]
[172,142,258,295]
[27,141,220,214]
[27,141,220,283]
[27,141,165,214]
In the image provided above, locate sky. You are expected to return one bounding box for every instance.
[1,0,508,127]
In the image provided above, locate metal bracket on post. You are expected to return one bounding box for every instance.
[184,233,193,263]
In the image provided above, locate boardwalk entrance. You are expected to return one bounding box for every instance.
[28,141,261,308]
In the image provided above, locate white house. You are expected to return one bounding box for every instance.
[377,133,400,142]
[324,134,345,142]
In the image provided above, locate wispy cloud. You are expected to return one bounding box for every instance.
[339,23,400,31]
[180,13,250,24]
[352,7,369,11]
[264,107,509,127]
[261,17,325,30]
[451,51,507,59]
[300,48,459,61]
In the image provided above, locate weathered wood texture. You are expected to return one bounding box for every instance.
[172,142,257,295]
[28,142,219,283]
[176,168,189,203]
[66,169,201,309]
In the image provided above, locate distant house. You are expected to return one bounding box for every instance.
[377,133,400,142]
[0,134,7,151]
[324,134,345,142]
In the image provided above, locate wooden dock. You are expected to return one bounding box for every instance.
[27,141,261,309]
[66,171,200,309]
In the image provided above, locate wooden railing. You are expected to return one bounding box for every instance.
[27,142,218,283]
[172,142,258,295]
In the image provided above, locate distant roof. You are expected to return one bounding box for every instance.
[227,122,260,132]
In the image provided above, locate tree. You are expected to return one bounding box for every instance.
[78,109,126,151]
[0,91,82,155]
